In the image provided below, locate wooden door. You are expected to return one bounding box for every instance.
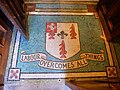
[97,0,120,41]
[0,25,12,85]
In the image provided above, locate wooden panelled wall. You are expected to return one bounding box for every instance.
[97,0,120,41]
[0,0,26,88]
[0,10,13,89]
[0,0,27,39]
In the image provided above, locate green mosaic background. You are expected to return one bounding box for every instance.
[17,15,109,73]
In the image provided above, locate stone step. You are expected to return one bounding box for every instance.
[24,0,99,5]
[4,79,66,90]
[36,3,87,9]
[24,0,97,13]
[35,3,88,12]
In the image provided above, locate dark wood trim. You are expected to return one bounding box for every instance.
[0,26,12,81]
[98,10,112,41]
[4,0,25,29]
[97,0,120,41]
[0,0,28,39]
[87,5,97,12]
[25,3,36,12]
[0,10,13,31]
[106,1,120,20]
[10,0,25,18]
[18,0,24,11]
[111,24,120,39]
[0,74,3,85]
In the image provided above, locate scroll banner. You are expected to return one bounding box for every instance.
[20,52,104,70]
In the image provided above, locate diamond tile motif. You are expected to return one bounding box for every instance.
[106,67,117,78]
[8,68,20,81]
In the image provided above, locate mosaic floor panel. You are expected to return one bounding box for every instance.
[7,14,117,80]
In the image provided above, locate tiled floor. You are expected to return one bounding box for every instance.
[4,1,120,90]
[4,79,67,90]
[6,14,117,79]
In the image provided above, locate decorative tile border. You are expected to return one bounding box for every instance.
[8,68,21,81]
[20,72,106,79]
[11,31,21,68]
[106,67,117,78]
[8,14,116,80]
[24,0,99,5]
[28,12,94,15]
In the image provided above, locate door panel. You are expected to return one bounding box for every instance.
[0,25,12,84]
[97,0,120,41]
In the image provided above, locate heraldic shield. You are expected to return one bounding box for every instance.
[46,22,80,60]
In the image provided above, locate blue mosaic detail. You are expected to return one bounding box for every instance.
[36,4,87,10]
[17,15,109,73]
